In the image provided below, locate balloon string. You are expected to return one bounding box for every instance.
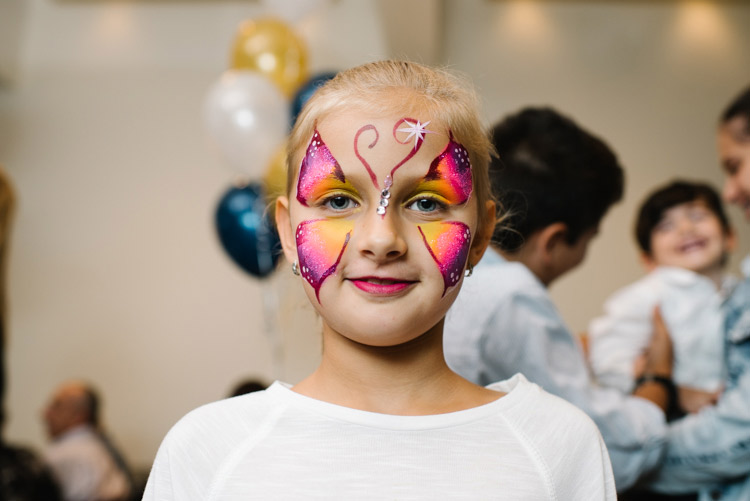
[262,277,283,381]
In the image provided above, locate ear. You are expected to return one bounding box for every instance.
[468,200,496,267]
[275,196,298,264]
[640,252,658,271]
[537,222,568,265]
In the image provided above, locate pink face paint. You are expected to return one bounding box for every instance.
[418,222,471,296]
[297,130,353,206]
[421,140,473,205]
[296,218,353,302]
[353,118,433,216]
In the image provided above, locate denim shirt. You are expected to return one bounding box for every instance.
[647,278,750,500]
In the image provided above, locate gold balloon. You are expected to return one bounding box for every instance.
[230,18,309,98]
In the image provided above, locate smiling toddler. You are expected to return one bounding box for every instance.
[589,180,737,409]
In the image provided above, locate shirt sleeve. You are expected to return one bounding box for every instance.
[479,289,666,491]
[645,367,750,493]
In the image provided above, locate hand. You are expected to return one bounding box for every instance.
[642,306,673,378]
[677,385,722,414]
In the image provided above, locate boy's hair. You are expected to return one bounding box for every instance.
[489,107,624,251]
[720,84,750,135]
[285,60,495,228]
[635,180,731,255]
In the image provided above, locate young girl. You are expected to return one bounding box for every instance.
[143,60,616,499]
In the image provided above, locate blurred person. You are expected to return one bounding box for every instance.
[0,166,62,500]
[444,107,673,492]
[636,85,750,501]
[43,381,133,501]
[228,378,267,398]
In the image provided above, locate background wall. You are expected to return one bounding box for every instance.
[0,0,748,471]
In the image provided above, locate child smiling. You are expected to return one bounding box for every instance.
[589,180,737,412]
[143,61,615,499]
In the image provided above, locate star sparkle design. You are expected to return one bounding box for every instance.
[397,120,433,150]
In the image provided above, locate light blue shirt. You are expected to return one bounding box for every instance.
[444,249,666,492]
[646,277,750,501]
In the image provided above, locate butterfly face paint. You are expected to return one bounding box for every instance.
[297,130,354,206]
[296,218,353,301]
[421,139,473,205]
[418,222,472,296]
[354,118,434,216]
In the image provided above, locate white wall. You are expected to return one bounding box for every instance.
[1,0,749,470]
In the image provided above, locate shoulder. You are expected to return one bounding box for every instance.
[487,375,600,435]
[164,387,279,446]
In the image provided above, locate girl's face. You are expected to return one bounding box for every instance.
[276,107,492,347]
[718,116,750,220]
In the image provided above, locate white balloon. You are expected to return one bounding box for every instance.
[204,70,289,179]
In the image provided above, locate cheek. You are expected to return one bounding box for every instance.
[418,221,472,296]
[296,219,353,302]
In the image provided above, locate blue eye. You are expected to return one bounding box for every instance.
[324,195,357,211]
[407,197,444,213]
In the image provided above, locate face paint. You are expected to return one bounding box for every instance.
[353,118,433,216]
[418,222,471,296]
[296,218,353,301]
[297,130,354,206]
[420,140,473,205]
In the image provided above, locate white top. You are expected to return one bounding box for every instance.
[143,374,616,500]
[444,249,666,492]
[44,424,131,501]
[589,266,735,393]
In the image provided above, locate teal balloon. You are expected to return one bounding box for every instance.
[215,183,281,278]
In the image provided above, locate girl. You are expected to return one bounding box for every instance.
[143,60,616,499]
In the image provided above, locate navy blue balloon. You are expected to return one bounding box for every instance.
[290,71,338,126]
[215,183,281,278]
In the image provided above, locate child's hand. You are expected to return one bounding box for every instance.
[642,307,673,378]
[677,386,722,414]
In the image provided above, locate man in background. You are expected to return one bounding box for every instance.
[43,381,133,501]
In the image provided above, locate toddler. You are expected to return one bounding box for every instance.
[589,180,736,401]
[143,61,615,499]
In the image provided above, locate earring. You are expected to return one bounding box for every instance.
[292,261,300,276]
[465,263,474,278]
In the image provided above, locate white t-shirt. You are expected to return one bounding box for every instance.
[588,266,735,393]
[143,374,616,500]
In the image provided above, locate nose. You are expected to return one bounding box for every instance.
[356,208,407,263]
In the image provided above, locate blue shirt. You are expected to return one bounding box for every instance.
[444,249,666,492]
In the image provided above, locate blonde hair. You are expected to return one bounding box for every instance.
[285,60,495,228]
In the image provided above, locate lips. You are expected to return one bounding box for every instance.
[348,276,416,295]
[678,239,707,253]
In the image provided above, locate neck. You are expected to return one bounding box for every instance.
[293,319,494,414]
[496,244,555,287]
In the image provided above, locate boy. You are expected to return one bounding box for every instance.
[444,107,672,492]
[589,181,736,408]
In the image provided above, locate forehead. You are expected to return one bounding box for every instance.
[659,199,713,218]
[313,108,452,180]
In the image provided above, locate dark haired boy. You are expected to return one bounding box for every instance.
[589,181,736,409]
[444,107,672,492]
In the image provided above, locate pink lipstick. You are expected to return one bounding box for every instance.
[349,277,415,295]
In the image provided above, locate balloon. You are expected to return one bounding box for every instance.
[215,182,282,278]
[230,18,309,98]
[262,143,288,202]
[290,71,337,126]
[204,70,288,179]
